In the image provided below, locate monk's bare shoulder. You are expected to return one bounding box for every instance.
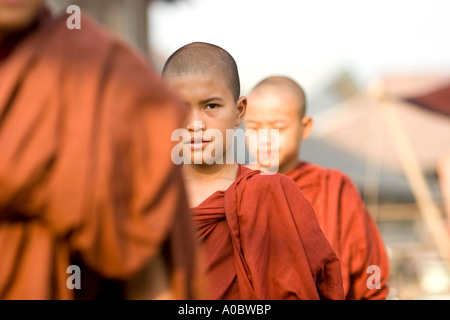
[50,12,152,81]
[48,12,184,114]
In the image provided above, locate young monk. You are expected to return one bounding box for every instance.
[0,1,203,299]
[245,76,390,299]
[162,42,344,300]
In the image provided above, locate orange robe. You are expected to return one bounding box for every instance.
[0,9,202,299]
[284,161,390,299]
[192,164,344,300]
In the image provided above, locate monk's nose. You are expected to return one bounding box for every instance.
[185,109,206,132]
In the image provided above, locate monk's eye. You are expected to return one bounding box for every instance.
[246,123,261,130]
[273,122,287,130]
[206,104,219,109]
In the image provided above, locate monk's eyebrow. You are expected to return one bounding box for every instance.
[200,97,224,104]
[269,118,289,124]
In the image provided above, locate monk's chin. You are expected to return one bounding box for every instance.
[258,158,280,169]
[183,156,227,166]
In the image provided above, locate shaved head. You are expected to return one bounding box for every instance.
[162,42,241,101]
[250,76,307,118]
[246,76,313,173]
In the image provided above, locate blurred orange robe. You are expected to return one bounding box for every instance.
[192,164,344,300]
[0,9,202,299]
[284,162,390,299]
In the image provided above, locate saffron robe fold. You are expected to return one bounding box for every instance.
[0,10,202,299]
[284,162,390,299]
[192,165,344,300]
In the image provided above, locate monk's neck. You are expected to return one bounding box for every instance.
[182,162,239,182]
[182,163,239,208]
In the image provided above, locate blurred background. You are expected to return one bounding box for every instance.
[47,0,450,299]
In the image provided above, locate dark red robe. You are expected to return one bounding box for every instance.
[284,161,390,299]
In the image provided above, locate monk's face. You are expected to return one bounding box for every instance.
[245,86,312,173]
[165,72,246,165]
[0,0,44,33]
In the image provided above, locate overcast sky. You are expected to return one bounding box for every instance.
[148,0,450,97]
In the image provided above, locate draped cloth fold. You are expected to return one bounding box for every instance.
[192,165,344,300]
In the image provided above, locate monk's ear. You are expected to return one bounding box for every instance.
[235,96,247,127]
[301,116,313,139]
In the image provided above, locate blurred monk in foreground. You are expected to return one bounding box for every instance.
[245,76,390,299]
[0,0,203,299]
